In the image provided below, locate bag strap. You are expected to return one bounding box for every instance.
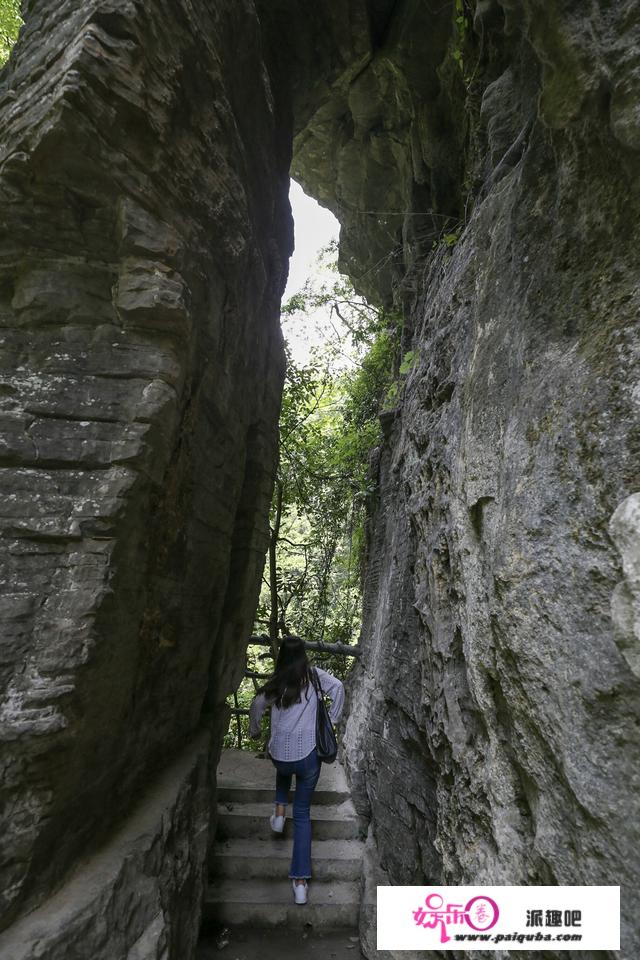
[310,667,336,734]
[309,667,323,701]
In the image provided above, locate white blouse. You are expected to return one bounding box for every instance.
[248,666,345,761]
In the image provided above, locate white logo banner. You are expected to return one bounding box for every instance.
[377,885,620,951]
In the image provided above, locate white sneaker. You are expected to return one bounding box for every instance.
[270,806,286,833]
[292,879,308,904]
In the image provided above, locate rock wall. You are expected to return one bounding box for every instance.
[330,3,640,959]
[0,0,289,948]
[0,729,213,960]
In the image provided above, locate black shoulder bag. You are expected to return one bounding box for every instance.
[310,667,338,763]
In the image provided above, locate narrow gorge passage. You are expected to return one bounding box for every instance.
[0,2,638,960]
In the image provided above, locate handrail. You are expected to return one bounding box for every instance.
[247,635,361,657]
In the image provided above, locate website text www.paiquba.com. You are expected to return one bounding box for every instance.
[454,934,583,943]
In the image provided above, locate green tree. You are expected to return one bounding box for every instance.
[258,252,402,655]
[226,251,406,749]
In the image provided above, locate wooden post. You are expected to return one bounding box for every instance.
[268,481,284,665]
[233,690,242,749]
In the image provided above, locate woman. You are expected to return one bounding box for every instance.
[248,635,345,905]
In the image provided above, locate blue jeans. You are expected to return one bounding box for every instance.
[271,746,321,879]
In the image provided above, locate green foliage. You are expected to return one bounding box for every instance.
[452,0,467,72]
[223,644,275,749]
[0,0,22,67]
[452,0,476,87]
[432,225,462,251]
[229,250,412,748]
[259,259,401,652]
[399,350,416,375]
[383,380,399,410]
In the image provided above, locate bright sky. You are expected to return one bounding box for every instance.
[284,181,339,298]
[282,181,340,364]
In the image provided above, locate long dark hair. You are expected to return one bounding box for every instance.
[258,635,314,709]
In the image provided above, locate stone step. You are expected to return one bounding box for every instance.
[210,837,365,881]
[215,749,351,810]
[203,877,361,929]
[217,783,349,805]
[216,799,362,841]
[196,924,365,960]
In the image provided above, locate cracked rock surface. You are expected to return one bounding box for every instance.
[0,0,289,945]
[336,4,640,959]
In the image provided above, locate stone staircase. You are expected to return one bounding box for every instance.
[201,748,366,936]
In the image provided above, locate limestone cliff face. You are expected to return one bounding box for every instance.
[0,0,289,949]
[0,1,638,958]
[321,2,640,958]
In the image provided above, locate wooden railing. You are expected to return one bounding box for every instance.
[246,634,362,658]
